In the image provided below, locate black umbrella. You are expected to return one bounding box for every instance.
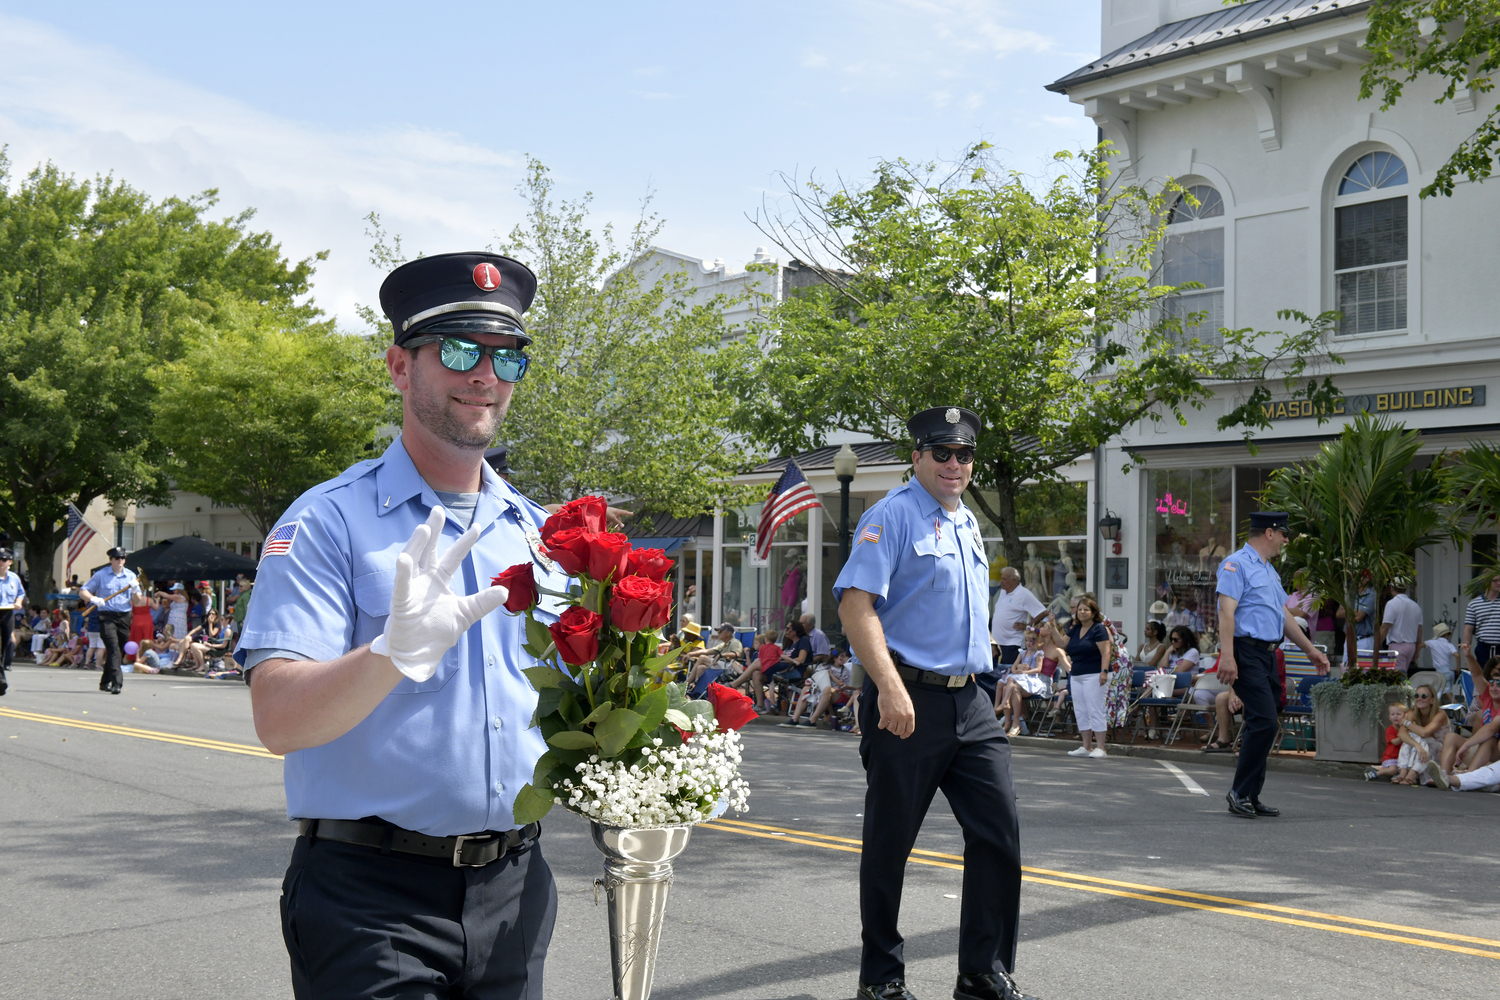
[122,535,259,582]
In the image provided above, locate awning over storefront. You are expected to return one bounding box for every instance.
[626,536,692,553]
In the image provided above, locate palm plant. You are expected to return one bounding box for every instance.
[1262,413,1459,664]
[1450,441,1500,596]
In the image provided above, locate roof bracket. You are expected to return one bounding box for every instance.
[1226,62,1281,152]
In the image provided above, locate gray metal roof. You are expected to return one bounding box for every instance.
[748,442,905,476]
[1046,0,1371,92]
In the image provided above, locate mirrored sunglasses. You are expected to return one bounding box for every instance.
[927,446,975,465]
[406,334,529,383]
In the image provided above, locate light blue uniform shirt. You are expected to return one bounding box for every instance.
[832,477,992,676]
[0,570,23,608]
[1216,543,1288,642]
[81,566,139,612]
[238,436,569,836]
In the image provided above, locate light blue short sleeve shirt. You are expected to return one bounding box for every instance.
[832,478,992,675]
[0,571,24,608]
[1216,543,1288,642]
[82,566,139,612]
[238,436,571,836]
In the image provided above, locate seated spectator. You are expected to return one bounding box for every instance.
[1136,620,1167,668]
[783,648,854,728]
[734,620,810,713]
[1426,622,1458,691]
[1144,625,1202,739]
[996,627,1055,736]
[683,623,744,689]
[1394,683,1449,785]
[1440,656,1500,773]
[27,609,49,660]
[1203,688,1242,753]
[41,633,85,668]
[1367,702,1409,781]
[800,612,833,664]
[193,611,233,666]
[131,639,168,673]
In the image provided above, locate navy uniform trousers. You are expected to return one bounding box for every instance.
[281,831,557,999]
[858,676,1022,984]
[1229,638,1282,801]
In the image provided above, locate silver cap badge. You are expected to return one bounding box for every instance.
[945,407,960,424]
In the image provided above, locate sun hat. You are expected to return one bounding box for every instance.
[1149,600,1170,616]
[1432,622,1452,638]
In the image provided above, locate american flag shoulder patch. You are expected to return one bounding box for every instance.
[261,522,300,560]
[1224,562,1237,572]
[859,524,882,544]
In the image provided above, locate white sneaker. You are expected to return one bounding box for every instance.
[1089,748,1108,759]
[1067,747,1091,757]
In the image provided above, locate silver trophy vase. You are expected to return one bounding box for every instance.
[590,822,693,1000]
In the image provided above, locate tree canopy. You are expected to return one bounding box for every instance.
[152,299,397,537]
[493,158,760,516]
[735,144,1343,570]
[0,150,323,599]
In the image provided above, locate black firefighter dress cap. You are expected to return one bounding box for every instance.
[908,406,981,449]
[483,445,511,476]
[1248,511,1290,532]
[380,252,538,347]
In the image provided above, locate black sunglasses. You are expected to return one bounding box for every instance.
[927,446,975,465]
[406,335,530,383]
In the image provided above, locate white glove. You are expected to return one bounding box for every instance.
[87,593,106,608]
[370,506,510,682]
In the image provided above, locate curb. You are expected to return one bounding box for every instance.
[1008,734,1369,780]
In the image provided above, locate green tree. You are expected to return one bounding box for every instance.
[736,144,1343,571]
[1261,414,1458,659]
[0,152,321,601]
[1449,440,1500,592]
[152,299,397,536]
[493,159,760,515]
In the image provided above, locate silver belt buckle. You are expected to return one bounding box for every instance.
[452,834,496,867]
[947,674,966,688]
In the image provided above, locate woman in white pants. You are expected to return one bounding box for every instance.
[1046,597,1114,758]
[1431,756,1500,791]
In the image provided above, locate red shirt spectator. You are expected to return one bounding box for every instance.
[1383,724,1402,764]
[758,642,782,671]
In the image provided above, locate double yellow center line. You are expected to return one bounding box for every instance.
[0,707,281,759]
[702,818,1500,961]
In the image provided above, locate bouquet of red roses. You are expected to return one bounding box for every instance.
[499,496,745,826]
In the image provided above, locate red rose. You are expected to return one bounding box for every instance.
[704,682,758,731]
[544,527,592,576]
[647,581,673,630]
[491,563,539,614]
[609,575,674,633]
[626,547,673,582]
[587,532,632,583]
[548,605,602,666]
[540,496,608,545]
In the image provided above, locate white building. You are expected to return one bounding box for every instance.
[1048,0,1500,651]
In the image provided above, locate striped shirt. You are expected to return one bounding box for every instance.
[1464,595,1500,643]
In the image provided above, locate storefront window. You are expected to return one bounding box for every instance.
[1147,467,1233,644]
[720,547,754,629]
[970,482,1087,538]
[983,539,1088,614]
[1234,466,1280,545]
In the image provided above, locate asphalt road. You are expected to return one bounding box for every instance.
[3,662,1497,1000]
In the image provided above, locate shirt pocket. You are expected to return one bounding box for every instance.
[351,567,460,694]
[912,536,959,592]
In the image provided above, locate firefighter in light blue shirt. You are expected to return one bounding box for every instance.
[0,548,25,694]
[833,406,1036,1000]
[239,252,566,1000]
[80,548,141,694]
[1216,510,1328,818]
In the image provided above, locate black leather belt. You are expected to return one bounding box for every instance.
[895,664,970,689]
[299,818,540,867]
[1235,636,1280,651]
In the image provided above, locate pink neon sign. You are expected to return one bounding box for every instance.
[1154,492,1188,516]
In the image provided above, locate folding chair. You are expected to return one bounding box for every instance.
[1275,676,1319,753]
[1128,670,1192,744]
[1169,671,1233,748]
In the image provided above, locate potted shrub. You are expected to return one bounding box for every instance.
[1310,664,1410,762]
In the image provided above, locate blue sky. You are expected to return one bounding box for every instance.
[0,1,1100,325]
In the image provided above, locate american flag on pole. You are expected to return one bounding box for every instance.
[755,460,822,562]
[65,503,97,571]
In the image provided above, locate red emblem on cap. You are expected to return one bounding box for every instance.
[473,262,503,291]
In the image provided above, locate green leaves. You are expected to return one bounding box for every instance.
[523,616,555,659]
[522,665,566,690]
[594,708,645,757]
[546,730,597,750]
[511,782,555,825]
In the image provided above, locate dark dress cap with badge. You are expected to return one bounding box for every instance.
[483,445,511,476]
[907,406,981,449]
[380,252,537,347]
[1247,511,1289,533]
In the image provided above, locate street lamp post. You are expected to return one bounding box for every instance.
[833,443,859,566]
[111,499,129,550]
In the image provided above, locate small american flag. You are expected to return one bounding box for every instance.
[756,460,822,562]
[65,503,97,571]
[261,522,300,560]
[859,524,882,545]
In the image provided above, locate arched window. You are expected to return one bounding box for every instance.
[1163,184,1225,345]
[1334,152,1409,335]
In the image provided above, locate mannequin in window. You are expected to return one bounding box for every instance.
[781,559,805,620]
[1023,542,1047,597]
[1052,540,1073,597]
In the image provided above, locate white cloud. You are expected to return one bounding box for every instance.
[0,14,530,328]
[896,0,1054,57]
[801,48,829,69]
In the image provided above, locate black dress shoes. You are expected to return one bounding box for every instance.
[1251,800,1280,817]
[954,971,1040,1000]
[1226,790,1257,817]
[859,982,918,1000]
